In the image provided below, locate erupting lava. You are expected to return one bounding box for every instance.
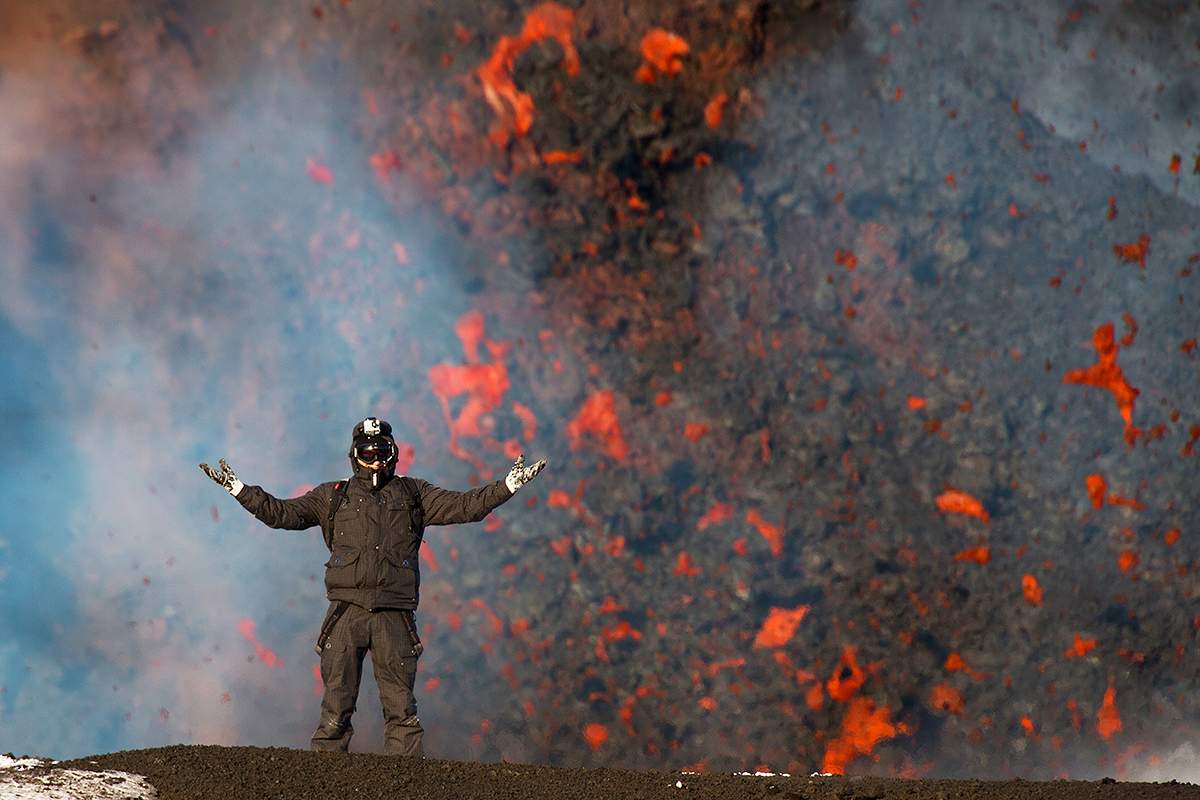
[476,2,579,147]
[1062,322,1141,445]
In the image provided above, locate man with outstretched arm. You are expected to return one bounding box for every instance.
[200,416,546,757]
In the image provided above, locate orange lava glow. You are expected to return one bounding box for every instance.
[634,28,689,84]
[673,550,702,577]
[566,390,629,460]
[697,501,733,530]
[305,157,334,185]
[237,618,283,668]
[1062,322,1141,445]
[821,696,906,774]
[935,488,989,523]
[929,683,964,715]
[1117,549,1139,572]
[1086,474,1107,508]
[953,546,991,565]
[1021,574,1044,607]
[704,92,728,129]
[542,149,582,165]
[583,722,609,751]
[944,652,988,681]
[1112,234,1150,268]
[826,647,866,702]
[427,311,511,468]
[1096,682,1122,739]
[1064,633,1098,659]
[476,3,579,146]
[752,605,810,648]
[745,509,784,556]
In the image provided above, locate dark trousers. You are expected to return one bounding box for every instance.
[310,602,423,756]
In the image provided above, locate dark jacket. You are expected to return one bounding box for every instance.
[236,474,513,610]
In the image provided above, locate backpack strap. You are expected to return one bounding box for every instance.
[323,479,352,551]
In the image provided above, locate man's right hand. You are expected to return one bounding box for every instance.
[199,458,245,496]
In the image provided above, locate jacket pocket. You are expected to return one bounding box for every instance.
[380,551,419,602]
[323,547,362,591]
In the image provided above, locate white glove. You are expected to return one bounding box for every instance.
[199,458,245,497]
[505,454,547,493]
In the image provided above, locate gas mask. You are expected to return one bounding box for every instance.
[348,417,398,489]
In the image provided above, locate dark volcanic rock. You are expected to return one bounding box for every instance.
[58,745,1200,800]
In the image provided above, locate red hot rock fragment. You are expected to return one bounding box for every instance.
[634,28,689,84]
[476,3,579,147]
[1062,322,1142,445]
[1112,234,1150,268]
[427,311,512,468]
[935,488,989,523]
[752,606,810,648]
[566,390,629,460]
[821,696,907,775]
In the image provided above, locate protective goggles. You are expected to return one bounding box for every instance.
[354,438,395,463]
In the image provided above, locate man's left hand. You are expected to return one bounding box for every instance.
[505,454,547,493]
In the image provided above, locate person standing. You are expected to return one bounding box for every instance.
[201,416,546,756]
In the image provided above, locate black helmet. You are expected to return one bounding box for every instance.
[349,416,398,489]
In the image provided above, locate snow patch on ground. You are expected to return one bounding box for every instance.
[1,755,157,799]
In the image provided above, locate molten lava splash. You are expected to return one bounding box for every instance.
[1062,322,1141,445]
[1096,680,1123,739]
[934,488,989,523]
[476,2,579,147]
[584,722,609,751]
[745,509,783,556]
[953,546,991,565]
[1112,234,1150,268]
[696,501,733,530]
[566,390,629,460]
[1021,574,1044,607]
[826,647,866,702]
[821,696,907,774]
[427,317,512,470]
[944,652,989,681]
[752,606,810,648]
[236,618,282,669]
[1064,634,1098,659]
[634,29,690,84]
[1085,474,1107,508]
[929,683,964,715]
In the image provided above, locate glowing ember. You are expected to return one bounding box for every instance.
[704,93,728,129]
[953,546,990,565]
[428,311,512,468]
[566,390,629,460]
[1062,322,1141,445]
[1085,474,1107,508]
[821,696,906,774]
[673,550,702,576]
[944,652,988,681]
[1021,574,1043,607]
[935,488,989,523]
[237,618,283,668]
[1096,681,1122,739]
[305,157,334,185]
[476,3,579,147]
[752,606,810,648]
[634,28,689,84]
[1064,634,1098,659]
[929,683,964,715]
[826,646,866,702]
[583,722,609,751]
[745,509,783,556]
[696,502,733,530]
[1112,234,1150,269]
